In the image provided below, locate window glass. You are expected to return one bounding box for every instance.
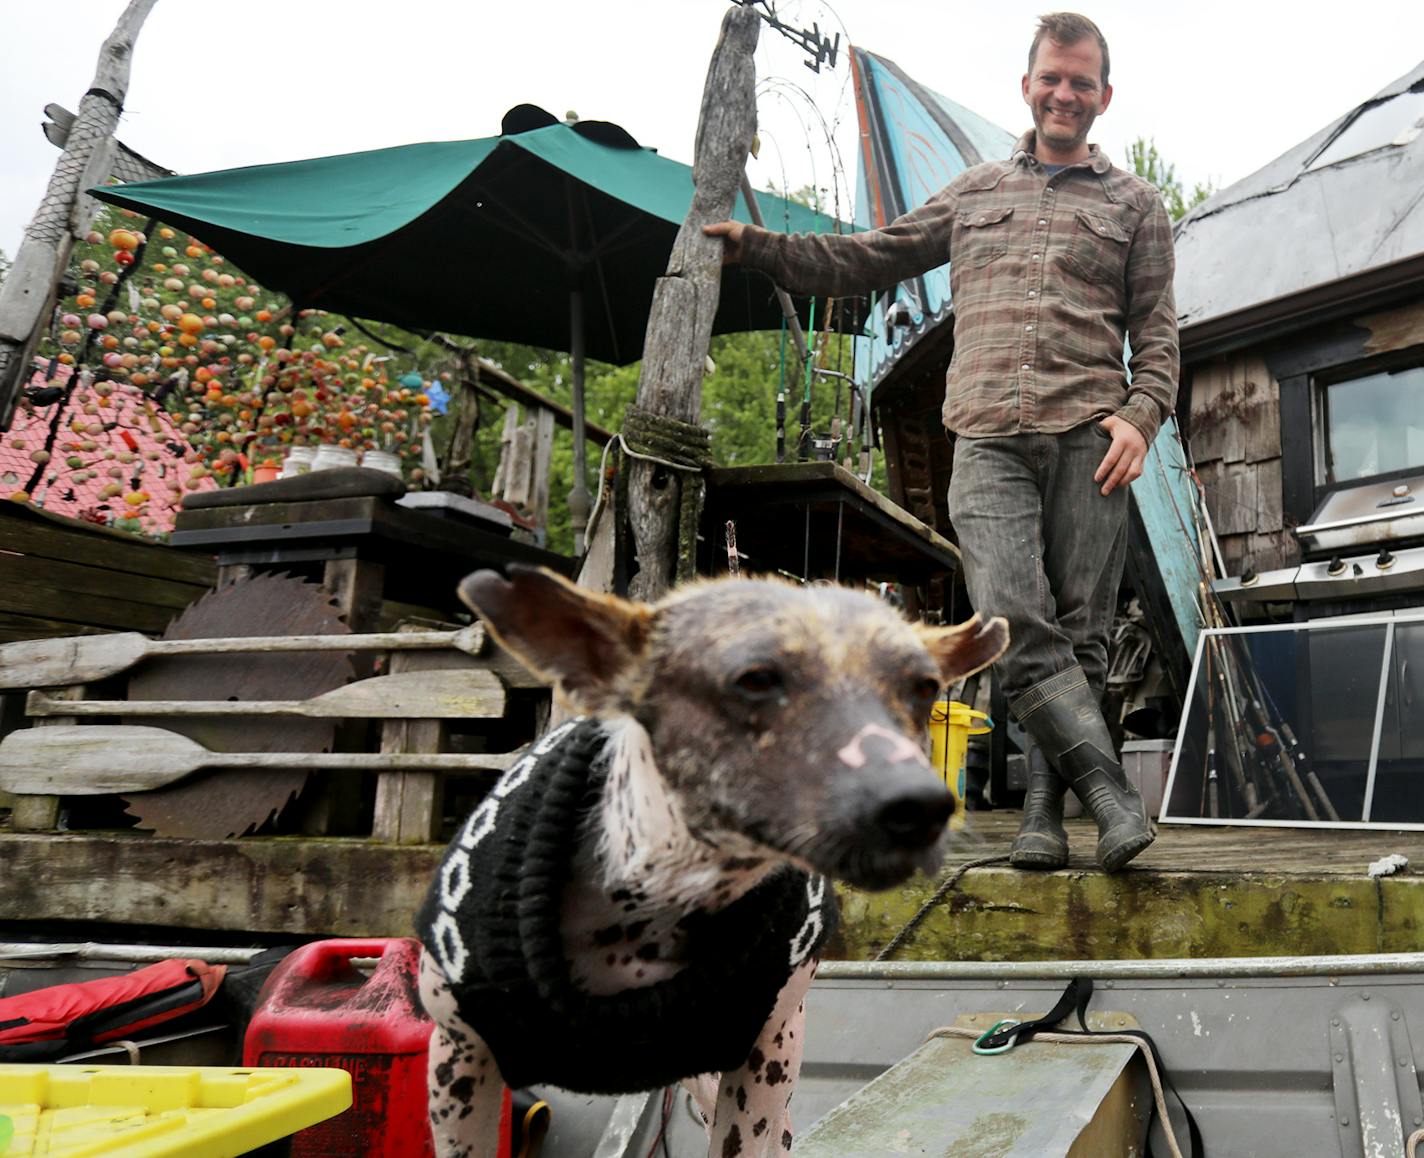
[1162,622,1424,828]
[1307,88,1424,171]
[1324,364,1424,483]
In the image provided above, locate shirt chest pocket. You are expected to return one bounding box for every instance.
[954,205,1014,269]
[1064,207,1132,285]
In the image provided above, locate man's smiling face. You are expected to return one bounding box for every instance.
[1022,36,1113,164]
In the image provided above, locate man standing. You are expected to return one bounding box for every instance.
[705,13,1177,873]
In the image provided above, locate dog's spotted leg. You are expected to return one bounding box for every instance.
[418,948,506,1158]
[707,958,817,1156]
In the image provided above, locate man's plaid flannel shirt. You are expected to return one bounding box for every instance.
[740,132,1179,444]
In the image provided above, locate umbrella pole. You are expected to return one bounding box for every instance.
[568,290,592,554]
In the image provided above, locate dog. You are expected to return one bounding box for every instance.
[415,565,1008,1156]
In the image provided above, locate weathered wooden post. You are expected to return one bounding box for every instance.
[623,5,759,602]
[0,0,159,430]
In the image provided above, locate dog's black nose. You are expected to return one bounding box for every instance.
[874,786,955,848]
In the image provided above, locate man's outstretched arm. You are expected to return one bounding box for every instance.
[702,184,960,299]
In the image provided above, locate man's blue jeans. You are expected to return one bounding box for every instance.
[947,421,1130,709]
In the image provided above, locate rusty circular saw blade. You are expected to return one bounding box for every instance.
[122,572,355,838]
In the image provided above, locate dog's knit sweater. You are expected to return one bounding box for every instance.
[416,717,837,1094]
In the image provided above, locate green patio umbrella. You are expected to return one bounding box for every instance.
[88,105,858,365]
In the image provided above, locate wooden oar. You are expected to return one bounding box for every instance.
[0,623,488,689]
[26,668,506,720]
[0,725,520,795]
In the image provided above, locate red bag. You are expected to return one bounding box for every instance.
[0,958,226,1060]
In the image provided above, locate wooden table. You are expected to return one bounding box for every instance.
[172,491,572,631]
[703,461,960,586]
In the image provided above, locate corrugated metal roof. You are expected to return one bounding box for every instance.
[1175,60,1424,331]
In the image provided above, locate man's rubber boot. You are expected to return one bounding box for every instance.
[1009,760,1069,870]
[1014,669,1154,873]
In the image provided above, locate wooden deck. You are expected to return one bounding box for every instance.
[3,813,1421,962]
[836,813,1424,963]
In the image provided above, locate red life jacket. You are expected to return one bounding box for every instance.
[0,958,226,1061]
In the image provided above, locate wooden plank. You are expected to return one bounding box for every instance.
[1360,300,1424,356]
[529,407,556,531]
[490,405,519,498]
[373,647,454,846]
[1211,469,1258,537]
[0,832,442,937]
[1277,372,1317,529]
[178,465,404,510]
[10,684,86,832]
[707,462,958,553]
[0,579,177,634]
[174,495,379,535]
[1244,396,1281,464]
[0,508,215,586]
[26,669,508,720]
[503,418,534,507]
[1255,458,1285,533]
[2,549,209,612]
[468,355,614,445]
[1246,528,1296,573]
[0,613,107,645]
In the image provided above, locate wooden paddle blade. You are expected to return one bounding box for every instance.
[27,668,508,720]
[0,633,151,689]
[0,623,489,692]
[0,725,214,794]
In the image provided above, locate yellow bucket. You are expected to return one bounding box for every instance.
[928,700,992,828]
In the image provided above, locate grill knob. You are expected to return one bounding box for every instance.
[1327,555,1346,576]
[1377,548,1397,571]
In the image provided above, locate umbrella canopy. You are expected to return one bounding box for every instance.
[89,106,858,366]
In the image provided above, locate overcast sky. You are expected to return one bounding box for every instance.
[4,0,1423,258]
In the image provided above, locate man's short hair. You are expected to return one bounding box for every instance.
[1029,12,1110,89]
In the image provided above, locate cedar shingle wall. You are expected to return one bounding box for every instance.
[1187,353,1294,576]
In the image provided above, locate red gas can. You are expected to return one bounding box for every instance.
[243,937,511,1157]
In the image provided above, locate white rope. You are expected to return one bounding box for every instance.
[583,433,706,548]
[926,1024,1187,1158]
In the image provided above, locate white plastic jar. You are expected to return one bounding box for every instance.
[361,449,403,479]
[279,445,316,478]
[309,444,358,472]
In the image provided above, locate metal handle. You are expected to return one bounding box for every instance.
[1404,659,1413,709]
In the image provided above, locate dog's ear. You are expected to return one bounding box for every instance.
[459,565,652,707]
[915,613,1010,683]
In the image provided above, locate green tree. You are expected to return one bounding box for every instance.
[1127,138,1214,220]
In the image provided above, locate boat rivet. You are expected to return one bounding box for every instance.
[1332,1019,1341,1027]
[1104,980,1114,989]
[1362,993,1371,1001]
[1216,980,1226,988]
[1415,1116,1423,1127]
[1335,1054,1344,1063]
[1402,1057,1411,1068]
[1341,1116,1350,1127]
[1118,1017,1129,1027]
[1393,1011,1401,1020]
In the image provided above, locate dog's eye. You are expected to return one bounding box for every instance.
[910,677,942,706]
[733,666,785,700]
